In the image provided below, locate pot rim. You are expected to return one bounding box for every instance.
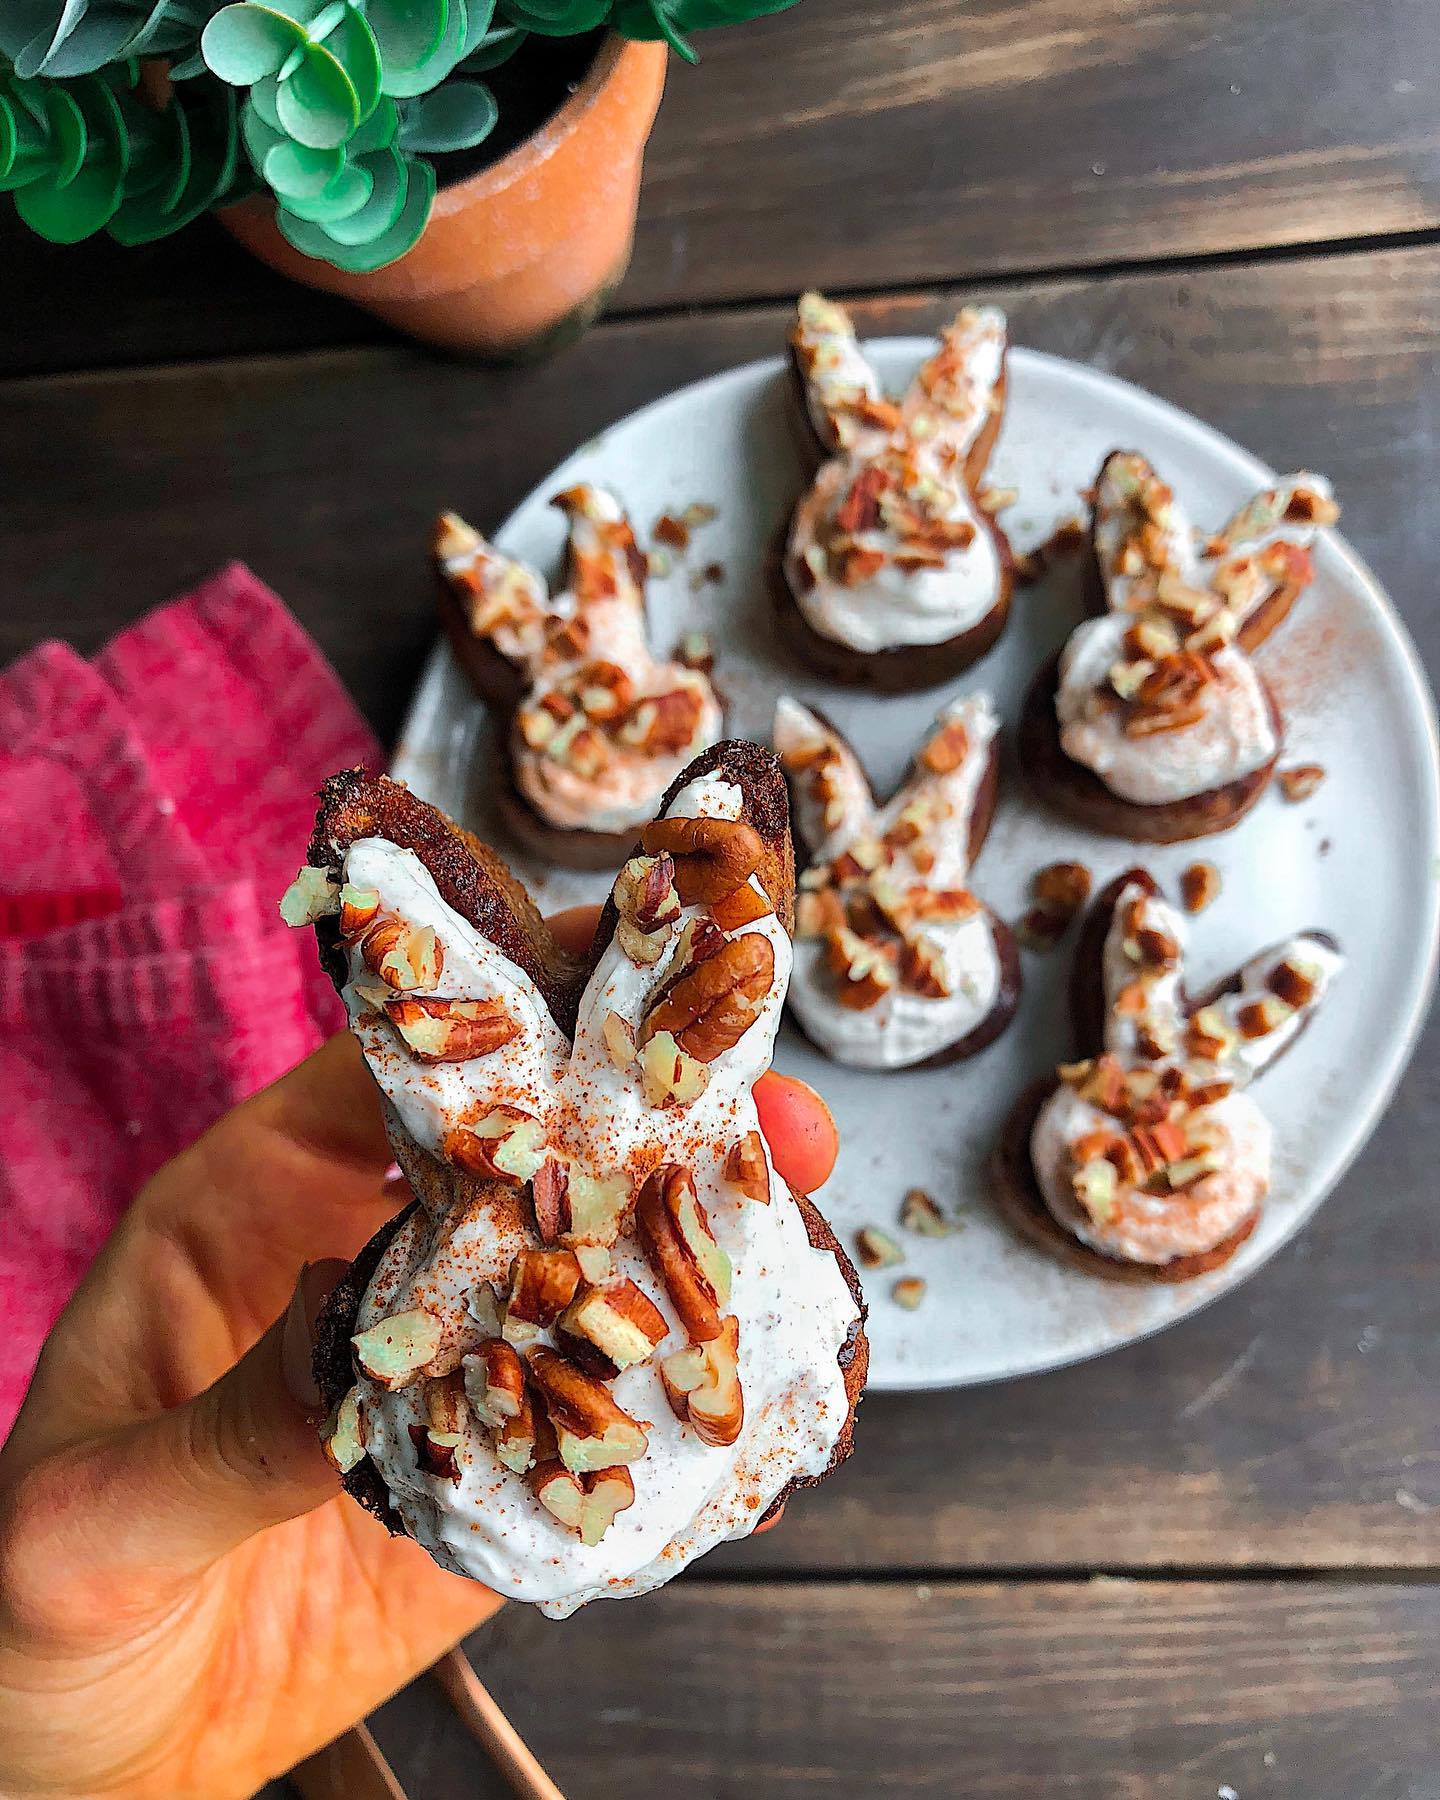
[430,29,632,217]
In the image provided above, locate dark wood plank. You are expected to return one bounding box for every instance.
[4,247,1438,1563]
[5,0,1440,374]
[360,1581,1440,1799]
[627,0,1440,308]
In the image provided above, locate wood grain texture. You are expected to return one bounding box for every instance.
[5,248,1438,1567]
[353,1581,1440,1800]
[4,0,1440,375]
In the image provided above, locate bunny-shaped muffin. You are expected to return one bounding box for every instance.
[994,867,1342,1279]
[434,485,723,869]
[281,746,866,1617]
[1020,450,1339,842]
[774,693,1020,1068]
[779,293,1014,692]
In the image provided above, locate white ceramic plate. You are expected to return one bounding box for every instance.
[392,341,1440,1391]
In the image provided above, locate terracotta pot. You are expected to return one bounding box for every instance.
[220,33,667,357]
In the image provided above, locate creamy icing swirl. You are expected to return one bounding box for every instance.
[784,296,1008,652]
[327,774,860,1616]
[437,487,721,834]
[1056,454,1339,806]
[1030,878,1342,1265]
[776,693,1006,1069]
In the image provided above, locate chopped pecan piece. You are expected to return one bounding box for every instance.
[527,1347,648,1472]
[507,1249,583,1327]
[1180,861,1221,914]
[560,1279,668,1371]
[724,1131,770,1203]
[660,1315,743,1447]
[1278,763,1326,802]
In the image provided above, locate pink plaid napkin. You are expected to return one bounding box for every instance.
[0,565,381,1435]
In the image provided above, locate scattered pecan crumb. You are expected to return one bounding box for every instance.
[1180,861,1221,914]
[702,561,725,584]
[899,1188,952,1237]
[1016,905,1071,951]
[653,513,690,550]
[856,1226,904,1269]
[682,501,718,530]
[1278,763,1326,803]
[1033,860,1091,915]
[977,485,1019,515]
[892,1277,927,1310]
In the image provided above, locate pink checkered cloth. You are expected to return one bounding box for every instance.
[0,565,381,1435]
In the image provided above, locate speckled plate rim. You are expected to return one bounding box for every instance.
[393,340,1440,1393]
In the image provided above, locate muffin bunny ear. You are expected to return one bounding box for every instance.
[883,694,1002,880]
[771,696,879,862]
[1202,472,1339,648]
[433,485,653,690]
[790,291,901,456]
[1083,868,1343,1083]
[433,511,556,678]
[1091,451,1200,612]
[898,305,1008,470]
[550,484,651,625]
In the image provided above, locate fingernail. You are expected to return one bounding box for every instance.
[281,1260,338,1412]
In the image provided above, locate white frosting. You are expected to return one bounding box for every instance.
[335,775,859,1616]
[1055,457,1336,805]
[778,693,1005,1069]
[1058,626,1276,806]
[785,303,1007,653]
[442,487,722,835]
[1031,1081,1271,1265]
[1029,879,1343,1265]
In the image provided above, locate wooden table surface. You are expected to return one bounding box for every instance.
[7,3,1439,1796]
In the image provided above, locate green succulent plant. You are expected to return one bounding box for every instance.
[3,0,802,268]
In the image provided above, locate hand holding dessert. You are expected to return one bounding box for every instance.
[286,744,866,1615]
[1021,450,1340,842]
[780,292,1014,690]
[434,484,723,867]
[994,867,1342,1279]
[0,885,848,1796]
[775,692,1020,1068]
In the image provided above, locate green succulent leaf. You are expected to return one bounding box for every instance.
[271,38,360,145]
[458,19,523,71]
[42,82,89,185]
[317,3,383,117]
[362,0,448,76]
[15,72,127,241]
[276,147,372,217]
[262,131,342,194]
[497,0,608,35]
[397,75,494,151]
[276,142,429,268]
[347,91,398,151]
[202,4,309,83]
[110,75,240,240]
[377,0,465,96]
[0,90,50,189]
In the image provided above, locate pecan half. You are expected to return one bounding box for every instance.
[639,931,775,1063]
[385,996,520,1063]
[640,815,765,905]
[635,1165,731,1342]
[529,1462,635,1545]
